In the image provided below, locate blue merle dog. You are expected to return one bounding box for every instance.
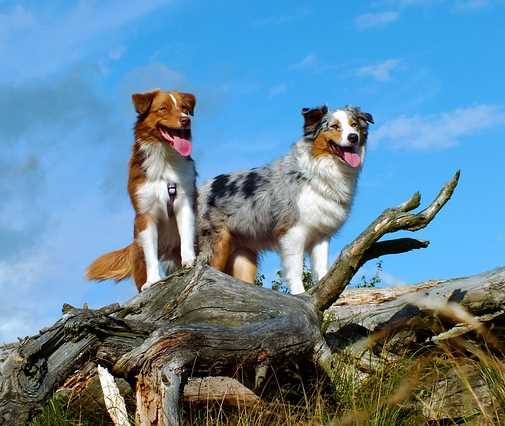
[198,105,374,294]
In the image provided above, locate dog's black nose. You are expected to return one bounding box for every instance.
[180,116,191,128]
[347,133,359,144]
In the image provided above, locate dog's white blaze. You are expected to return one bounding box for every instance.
[169,93,178,109]
[331,110,359,147]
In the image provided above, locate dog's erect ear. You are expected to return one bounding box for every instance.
[180,92,196,116]
[301,105,328,128]
[359,111,374,125]
[132,91,157,115]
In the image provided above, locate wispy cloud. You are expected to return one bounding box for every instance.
[290,53,317,70]
[454,0,490,11]
[0,4,33,40]
[372,104,505,150]
[0,72,108,144]
[268,83,288,98]
[382,0,499,10]
[119,63,188,94]
[0,0,173,83]
[252,8,310,26]
[355,11,400,30]
[382,0,440,6]
[356,59,402,82]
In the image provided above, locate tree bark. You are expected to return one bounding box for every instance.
[326,266,505,353]
[0,171,472,425]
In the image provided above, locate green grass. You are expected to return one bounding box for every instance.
[30,397,113,426]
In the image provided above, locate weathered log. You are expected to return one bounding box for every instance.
[0,172,463,425]
[327,266,505,339]
[183,376,260,406]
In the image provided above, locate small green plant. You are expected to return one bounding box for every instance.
[356,260,383,289]
[270,260,314,293]
[271,270,289,293]
[254,273,265,287]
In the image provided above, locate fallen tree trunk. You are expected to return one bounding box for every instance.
[0,171,478,425]
[326,267,505,359]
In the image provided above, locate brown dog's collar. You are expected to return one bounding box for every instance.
[167,183,177,216]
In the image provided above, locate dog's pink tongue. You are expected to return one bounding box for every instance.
[343,150,361,168]
[172,136,192,157]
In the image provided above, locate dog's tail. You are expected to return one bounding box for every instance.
[85,244,133,282]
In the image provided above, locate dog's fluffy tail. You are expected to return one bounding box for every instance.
[86,244,133,282]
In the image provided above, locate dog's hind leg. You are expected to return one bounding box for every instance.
[208,226,232,272]
[160,247,182,276]
[227,247,257,284]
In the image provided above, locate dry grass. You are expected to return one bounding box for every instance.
[31,319,505,425]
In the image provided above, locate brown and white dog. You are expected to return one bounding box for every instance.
[86,90,197,291]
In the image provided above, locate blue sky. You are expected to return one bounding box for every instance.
[1,0,505,342]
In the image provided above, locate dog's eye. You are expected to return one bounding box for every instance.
[331,124,340,130]
[351,122,358,128]
[159,106,168,113]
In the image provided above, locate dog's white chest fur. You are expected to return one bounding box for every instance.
[136,143,195,219]
[297,184,349,235]
[295,148,356,242]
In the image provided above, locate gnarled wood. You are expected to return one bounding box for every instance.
[326,266,505,338]
[0,172,464,425]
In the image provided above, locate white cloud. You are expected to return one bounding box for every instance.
[0,251,55,342]
[108,46,126,61]
[290,53,317,70]
[0,5,34,41]
[382,0,440,6]
[268,83,288,98]
[0,197,136,343]
[355,11,400,30]
[382,0,500,10]
[253,8,310,26]
[356,59,402,82]
[0,0,173,83]
[119,63,187,94]
[372,105,505,150]
[454,0,490,10]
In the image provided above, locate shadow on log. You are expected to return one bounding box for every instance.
[1,171,481,426]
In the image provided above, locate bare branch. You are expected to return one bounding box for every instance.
[309,171,460,311]
[97,365,130,426]
[358,238,429,269]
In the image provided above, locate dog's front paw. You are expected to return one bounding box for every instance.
[140,274,162,292]
[181,248,196,268]
[289,282,306,295]
[181,255,196,269]
[140,281,154,292]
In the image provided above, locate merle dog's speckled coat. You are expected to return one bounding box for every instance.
[198,105,374,294]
